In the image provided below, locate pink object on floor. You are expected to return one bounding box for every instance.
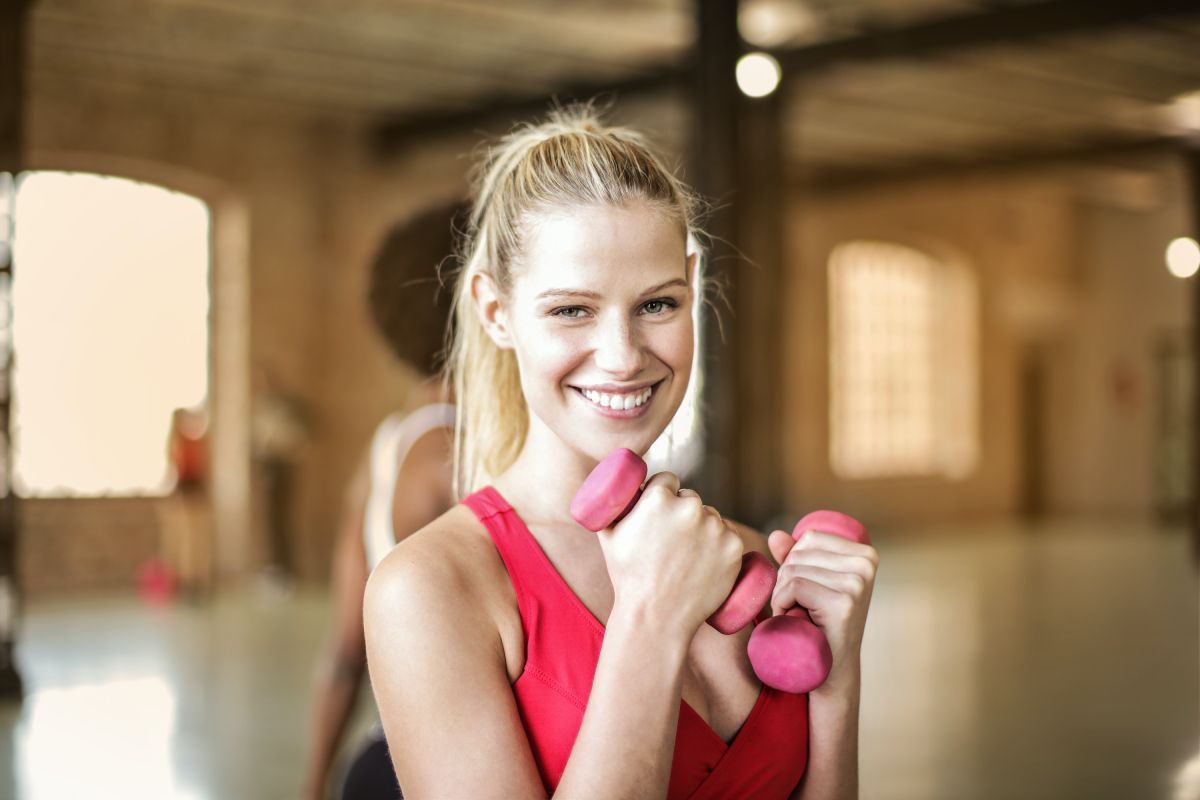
[138,558,177,604]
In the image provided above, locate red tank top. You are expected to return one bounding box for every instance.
[463,486,809,799]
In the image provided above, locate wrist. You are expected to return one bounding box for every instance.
[811,658,861,705]
[608,596,694,656]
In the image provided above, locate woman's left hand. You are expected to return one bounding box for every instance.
[766,527,879,697]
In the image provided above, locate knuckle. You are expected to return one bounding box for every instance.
[648,482,674,499]
[722,533,742,559]
[831,593,854,614]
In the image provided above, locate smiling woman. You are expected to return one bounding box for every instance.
[468,201,697,466]
[363,105,878,800]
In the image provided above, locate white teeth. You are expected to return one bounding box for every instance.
[579,385,654,410]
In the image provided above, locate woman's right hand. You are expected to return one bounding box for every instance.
[596,471,744,635]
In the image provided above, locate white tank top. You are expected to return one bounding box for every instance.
[362,403,456,571]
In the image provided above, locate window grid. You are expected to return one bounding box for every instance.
[829,241,978,480]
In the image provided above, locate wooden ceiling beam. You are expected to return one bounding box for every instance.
[799,133,1183,192]
[371,0,1200,154]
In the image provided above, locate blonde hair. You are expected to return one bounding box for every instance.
[446,104,702,496]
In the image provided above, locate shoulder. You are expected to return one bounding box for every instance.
[393,418,454,501]
[367,504,489,609]
[365,503,512,648]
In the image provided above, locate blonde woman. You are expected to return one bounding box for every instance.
[364,107,878,800]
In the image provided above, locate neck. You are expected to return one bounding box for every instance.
[494,419,599,529]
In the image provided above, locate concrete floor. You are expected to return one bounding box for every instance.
[0,516,1195,800]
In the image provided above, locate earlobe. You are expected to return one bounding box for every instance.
[470,272,514,350]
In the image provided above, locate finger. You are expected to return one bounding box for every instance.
[777,563,867,597]
[793,531,879,562]
[782,548,877,580]
[676,488,700,499]
[767,530,793,565]
[771,575,844,618]
[645,471,681,495]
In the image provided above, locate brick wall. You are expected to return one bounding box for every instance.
[19,497,162,597]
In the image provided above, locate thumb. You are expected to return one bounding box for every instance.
[767,530,794,565]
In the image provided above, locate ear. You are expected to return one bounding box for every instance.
[470,271,514,350]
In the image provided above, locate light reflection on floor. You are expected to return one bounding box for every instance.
[0,516,1194,799]
[18,677,203,799]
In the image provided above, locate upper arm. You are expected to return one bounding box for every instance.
[363,533,548,800]
[329,452,371,664]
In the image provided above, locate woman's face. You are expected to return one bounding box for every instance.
[498,200,695,463]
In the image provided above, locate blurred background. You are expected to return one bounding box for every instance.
[0,0,1198,798]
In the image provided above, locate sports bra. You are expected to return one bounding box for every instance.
[362,403,456,571]
[462,485,809,799]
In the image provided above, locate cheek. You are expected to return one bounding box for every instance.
[660,317,695,373]
[515,320,590,389]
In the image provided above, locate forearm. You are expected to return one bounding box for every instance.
[792,663,861,800]
[302,660,365,800]
[554,602,691,800]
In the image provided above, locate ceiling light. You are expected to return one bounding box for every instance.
[1166,236,1200,279]
[736,52,781,98]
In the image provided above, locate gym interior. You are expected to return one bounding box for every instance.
[0,1,1198,798]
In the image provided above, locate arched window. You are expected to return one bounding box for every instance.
[828,240,978,480]
[12,172,210,496]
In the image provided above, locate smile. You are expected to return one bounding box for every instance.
[572,381,661,417]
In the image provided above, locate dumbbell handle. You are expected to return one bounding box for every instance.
[747,510,869,694]
[570,449,775,635]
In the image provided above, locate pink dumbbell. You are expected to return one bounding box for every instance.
[571,449,776,635]
[746,510,869,694]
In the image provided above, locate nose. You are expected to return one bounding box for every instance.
[593,313,648,378]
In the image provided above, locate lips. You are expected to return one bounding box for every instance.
[571,380,663,416]
[579,385,653,411]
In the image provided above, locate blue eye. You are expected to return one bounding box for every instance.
[641,298,678,315]
[553,306,587,318]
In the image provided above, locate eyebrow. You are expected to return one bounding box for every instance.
[535,278,688,301]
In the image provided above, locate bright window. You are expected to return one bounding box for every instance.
[828,240,978,480]
[12,172,210,496]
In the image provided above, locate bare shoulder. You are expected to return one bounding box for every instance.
[393,422,454,507]
[363,504,544,796]
[366,504,498,616]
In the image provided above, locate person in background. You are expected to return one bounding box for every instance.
[301,201,462,800]
[252,365,312,585]
[155,406,211,600]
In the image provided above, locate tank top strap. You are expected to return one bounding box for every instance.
[363,403,456,571]
[460,486,540,625]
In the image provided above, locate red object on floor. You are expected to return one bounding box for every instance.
[138,559,177,604]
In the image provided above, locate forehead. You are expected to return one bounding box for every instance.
[517,202,687,292]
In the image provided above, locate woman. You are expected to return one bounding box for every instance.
[364,107,878,799]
